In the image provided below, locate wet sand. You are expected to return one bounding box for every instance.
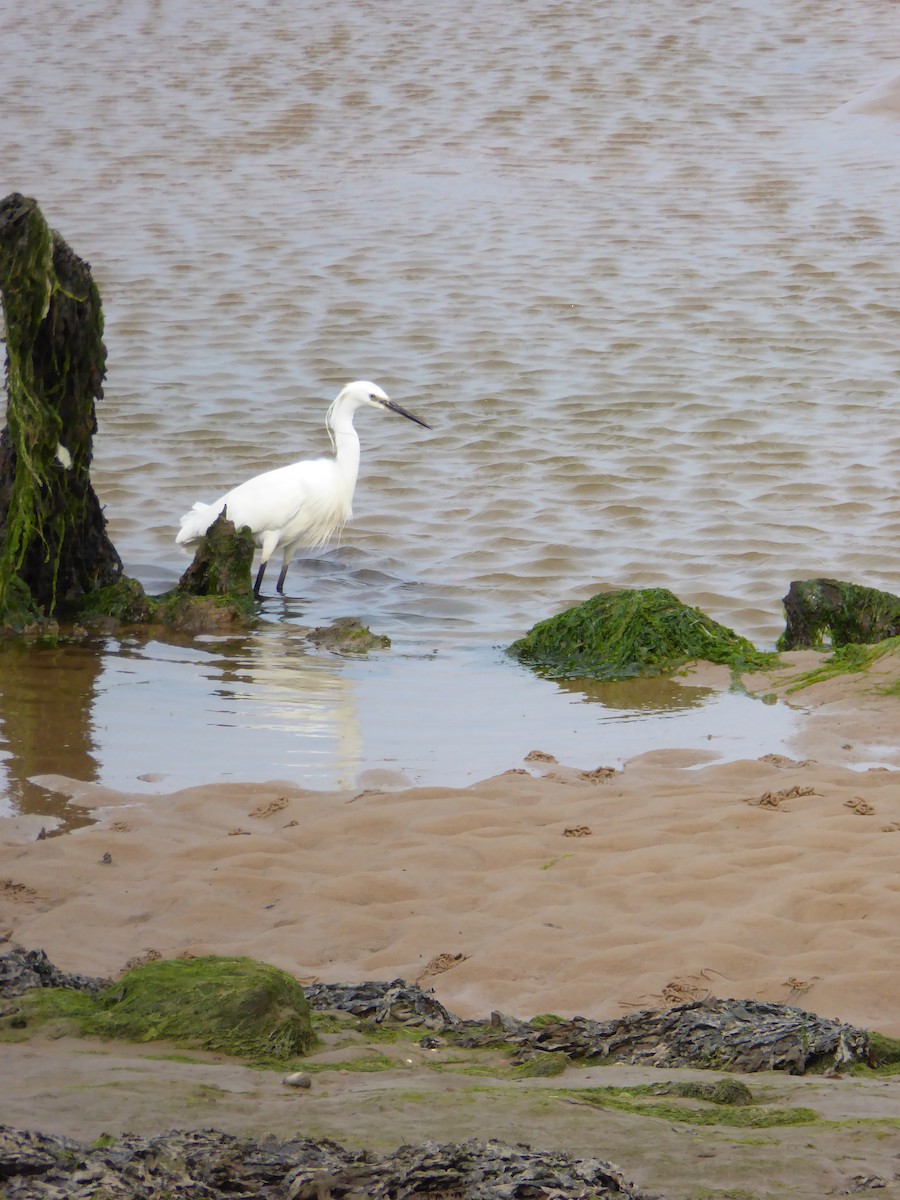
[3,649,900,1198]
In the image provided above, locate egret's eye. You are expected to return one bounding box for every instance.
[369,393,378,401]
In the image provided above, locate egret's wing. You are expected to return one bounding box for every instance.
[220,462,312,532]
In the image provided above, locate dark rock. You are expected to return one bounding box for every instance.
[779,578,900,651]
[0,1126,648,1199]
[0,193,138,626]
[307,617,390,653]
[0,947,106,1000]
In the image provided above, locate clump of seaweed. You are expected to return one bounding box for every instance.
[21,955,316,1064]
[508,587,777,682]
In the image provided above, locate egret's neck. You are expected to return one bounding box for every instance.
[332,425,360,482]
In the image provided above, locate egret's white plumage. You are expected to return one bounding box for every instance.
[175,380,430,596]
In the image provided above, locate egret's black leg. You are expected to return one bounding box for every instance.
[254,561,267,598]
[276,562,289,594]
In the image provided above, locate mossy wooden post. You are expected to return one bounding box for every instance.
[0,193,124,621]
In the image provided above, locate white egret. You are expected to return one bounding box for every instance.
[175,380,431,597]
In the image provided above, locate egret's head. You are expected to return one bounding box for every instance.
[341,380,432,429]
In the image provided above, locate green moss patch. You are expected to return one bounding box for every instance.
[508,587,777,681]
[12,956,316,1064]
[560,1083,818,1127]
[854,1032,900,1076]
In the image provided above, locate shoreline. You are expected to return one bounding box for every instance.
[2,650,899,1036]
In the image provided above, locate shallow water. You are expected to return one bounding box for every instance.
[2,0,899,815]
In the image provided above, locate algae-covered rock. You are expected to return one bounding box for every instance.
[154,511,258,631]
[0,193,141,625]
[307,616,390,653]
[66,955,315,1062]
[509,587,775,681]
[778,578,900,651]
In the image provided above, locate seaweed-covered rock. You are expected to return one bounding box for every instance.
[87,955,316,1060]
[2,952,314,1062]
[307,617,390,653]
[457,997,870,1074]
[155,511,258,631]
[778,578,900,651]
[508,587,775,681]
[304,979,873,1075]
[0,1126,648,1199]
[0,193,140,625]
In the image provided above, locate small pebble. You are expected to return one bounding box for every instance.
[282,1071,312,1089]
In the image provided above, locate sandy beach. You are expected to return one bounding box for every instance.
[3,649,899,1037]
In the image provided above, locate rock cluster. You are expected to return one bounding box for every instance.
[0,1126,647,1199]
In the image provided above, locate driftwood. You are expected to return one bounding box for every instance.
[0,1125,647,1200]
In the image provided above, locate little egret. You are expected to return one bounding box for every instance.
[175,380,431,597]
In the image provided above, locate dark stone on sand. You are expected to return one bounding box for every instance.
[0,947,106,1000]
[778,577,900,651]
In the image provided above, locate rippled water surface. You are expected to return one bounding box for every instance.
[2,0,899,813]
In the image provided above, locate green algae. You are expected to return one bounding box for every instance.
[559,1083,818,1127]
[9,956,316,1064]
[511,1052,570,1078]
[509,587,778,682]
[781,636,900,694]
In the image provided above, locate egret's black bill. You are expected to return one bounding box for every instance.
[381,398,432,430]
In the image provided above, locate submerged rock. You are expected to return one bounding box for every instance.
[307,617,391,653]
[778,577,900,651]
[508,587,776,681]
